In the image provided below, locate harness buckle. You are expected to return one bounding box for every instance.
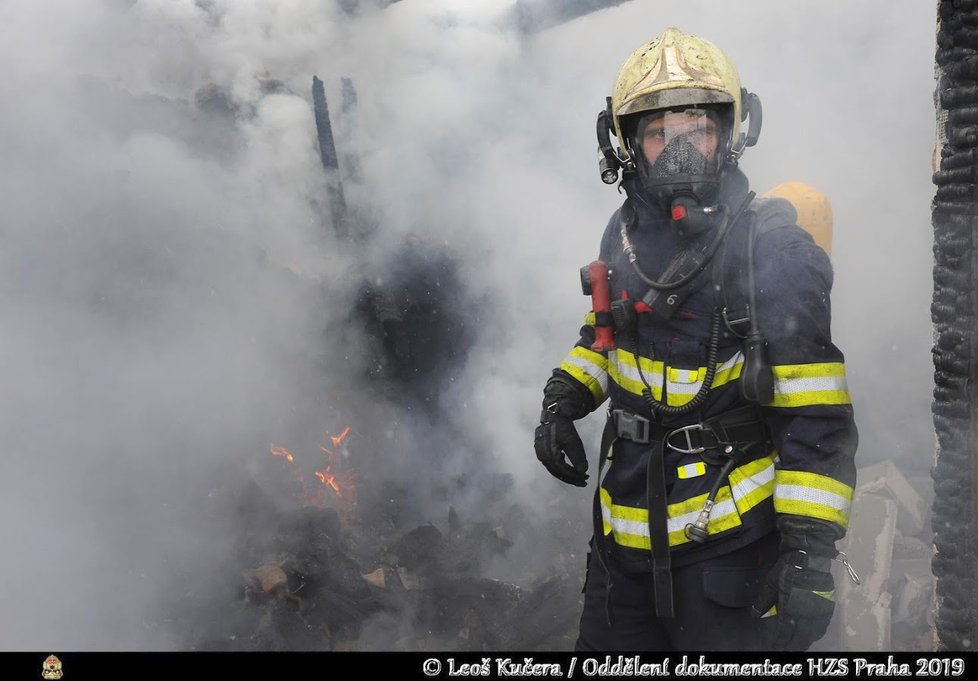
[613,409,651,443]
[666,423,706,454]
[722,306,750,338]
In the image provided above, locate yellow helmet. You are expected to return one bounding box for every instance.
[597,27,761,186]
[763,182,833,255]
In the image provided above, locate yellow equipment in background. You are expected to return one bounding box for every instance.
[763,182,833,256]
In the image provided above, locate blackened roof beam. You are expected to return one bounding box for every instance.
[337,0,404,15]
[312,75,351,240]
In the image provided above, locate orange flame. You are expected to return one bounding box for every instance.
[270,444,295,463]
[330,425,351,448]
[267,428,356,513]
[314,468,342,495]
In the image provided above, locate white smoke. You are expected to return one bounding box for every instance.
[0,0,937,650]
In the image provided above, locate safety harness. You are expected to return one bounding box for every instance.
[590,195,784,621]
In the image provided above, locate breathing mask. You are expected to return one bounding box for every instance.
[630,108,728,239]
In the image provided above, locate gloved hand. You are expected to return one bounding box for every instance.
[533,370,594,487]
[534,412,588,486]
[751,516,842,651]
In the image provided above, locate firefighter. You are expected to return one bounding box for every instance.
[533,27,858,651]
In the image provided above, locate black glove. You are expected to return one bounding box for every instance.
[751,516,842,651]
[535,413,588,486]
[533,370,594,487]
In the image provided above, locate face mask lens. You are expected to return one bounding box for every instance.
[635,110,721,178]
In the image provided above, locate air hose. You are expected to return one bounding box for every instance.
[635,308,722,418]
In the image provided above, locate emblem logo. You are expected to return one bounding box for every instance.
[41,654,63,680]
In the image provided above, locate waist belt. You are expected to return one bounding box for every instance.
[611,405,769,454]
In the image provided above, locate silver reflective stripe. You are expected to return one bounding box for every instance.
[667,353,743,395]
[718,351,745,373]
[670,368,700,384]
[666,497,739,535]
[613,351,663,390]
[677,462,706,479]
[601,504,648,537]
[729,461,775,501]
[774,484,851,513]
[563,351,609,393]
[602,498,742,539]
[774,374,849,395]
[667,375,703,396]
[612,351,744,395]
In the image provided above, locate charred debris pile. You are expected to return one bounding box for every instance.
[155,75,586,651]
[179,235,585,650]
[162,209,584,650]
[176,479,583,651]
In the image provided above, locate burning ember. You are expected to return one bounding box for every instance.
[269,445,294,463]
[268,426,357,513]
[329,425,350,449]
[313,470,339,493]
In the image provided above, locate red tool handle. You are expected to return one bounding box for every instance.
[585,260,616,352]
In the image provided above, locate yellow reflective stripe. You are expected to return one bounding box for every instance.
[599,487,650,550]
[775,470,853,528]
[599,487,613,537]
[606,356,850,408]
[712,352,745,388]
[667,488,741,546]
[668,366,703,383]
[609,349,744,406]
[584,311,596,326]
[727,456,776,515]
[772,362,848,381]
[669,353,744,393]
[767,362,851,408]
[813,590,835,601]
[612,349,663,394]
[761,605,777,618]
[677,462,707,479]
[599,484,758,549]
[560,346,608,404]
[663,353,746,406]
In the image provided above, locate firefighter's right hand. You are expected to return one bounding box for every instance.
[534,410,589,487]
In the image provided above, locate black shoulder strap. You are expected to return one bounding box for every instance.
[714,206,755,338]
[713,196,793,338]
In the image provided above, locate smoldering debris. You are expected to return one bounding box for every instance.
[166,464,583,651]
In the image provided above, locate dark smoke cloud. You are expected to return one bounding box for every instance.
[0,0,937,649]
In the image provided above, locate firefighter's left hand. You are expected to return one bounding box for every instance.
[751,550,835,651]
